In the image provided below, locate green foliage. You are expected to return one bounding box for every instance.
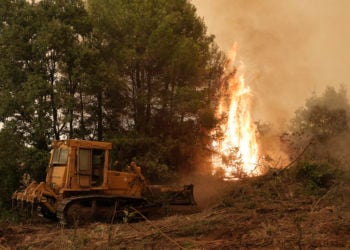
[288,86,350,165]
[291,86,349,140]
[136,159,173,184]
[110,136,177,183]
[0,0,93,143]
[0,123,24,210]
[24,147,50,182]
[87,0,223,137]
[0,120,49,213]
[293,162,337,193]
[285,87,348,194]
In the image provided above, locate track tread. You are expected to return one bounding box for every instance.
[56,194,148,225]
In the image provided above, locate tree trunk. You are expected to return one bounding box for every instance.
[97,90,103,140]
[68,72,75,139]
[146,72,152,134]
[79,88,86,139]
[133,62,146,133]
[48,57,59,140]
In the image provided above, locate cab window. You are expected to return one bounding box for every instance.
[79,149,91,171]
[52,148,69,165]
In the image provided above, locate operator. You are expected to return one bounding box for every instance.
[130,161,145,181]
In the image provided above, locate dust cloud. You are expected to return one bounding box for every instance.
[192,0,350,127]
[181,174,232,209]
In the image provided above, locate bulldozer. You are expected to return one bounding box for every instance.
[12,139,196,225]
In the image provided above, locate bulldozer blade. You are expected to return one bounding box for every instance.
[148,184,196,205]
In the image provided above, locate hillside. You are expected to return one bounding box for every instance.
[1,164,349,249]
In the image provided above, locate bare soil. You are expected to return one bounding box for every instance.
[1,170,349,249]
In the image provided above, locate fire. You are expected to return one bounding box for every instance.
[211,44,259,179]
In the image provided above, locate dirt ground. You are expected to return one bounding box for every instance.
[1,171,349,249]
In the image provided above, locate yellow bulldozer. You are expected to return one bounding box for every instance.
[12,139,196,225]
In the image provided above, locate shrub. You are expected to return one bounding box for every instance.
[294,161,337,193]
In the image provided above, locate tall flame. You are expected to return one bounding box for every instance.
[212,44,259,179]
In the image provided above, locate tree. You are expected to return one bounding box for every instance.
[0,0,92,209]
[0,0,92,146]
[87,0,222,132]
[288,86,350,164]
[291,86,349,140]
[87,0,224,177]
[0,0,224,189]
[34,0,92,140]
[0,122,24,210]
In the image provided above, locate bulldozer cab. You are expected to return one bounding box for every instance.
[46,140,112,190]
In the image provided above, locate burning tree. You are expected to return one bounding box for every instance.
[211,44,260,180]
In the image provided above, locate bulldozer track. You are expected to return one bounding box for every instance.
[56,195,149,225]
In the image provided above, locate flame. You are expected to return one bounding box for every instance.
[211,44,259,179]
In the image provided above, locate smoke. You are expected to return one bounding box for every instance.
[192,0,350,127]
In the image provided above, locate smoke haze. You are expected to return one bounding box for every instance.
[192,0,350,128]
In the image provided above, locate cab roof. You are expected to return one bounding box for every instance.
[51,139,112,150]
